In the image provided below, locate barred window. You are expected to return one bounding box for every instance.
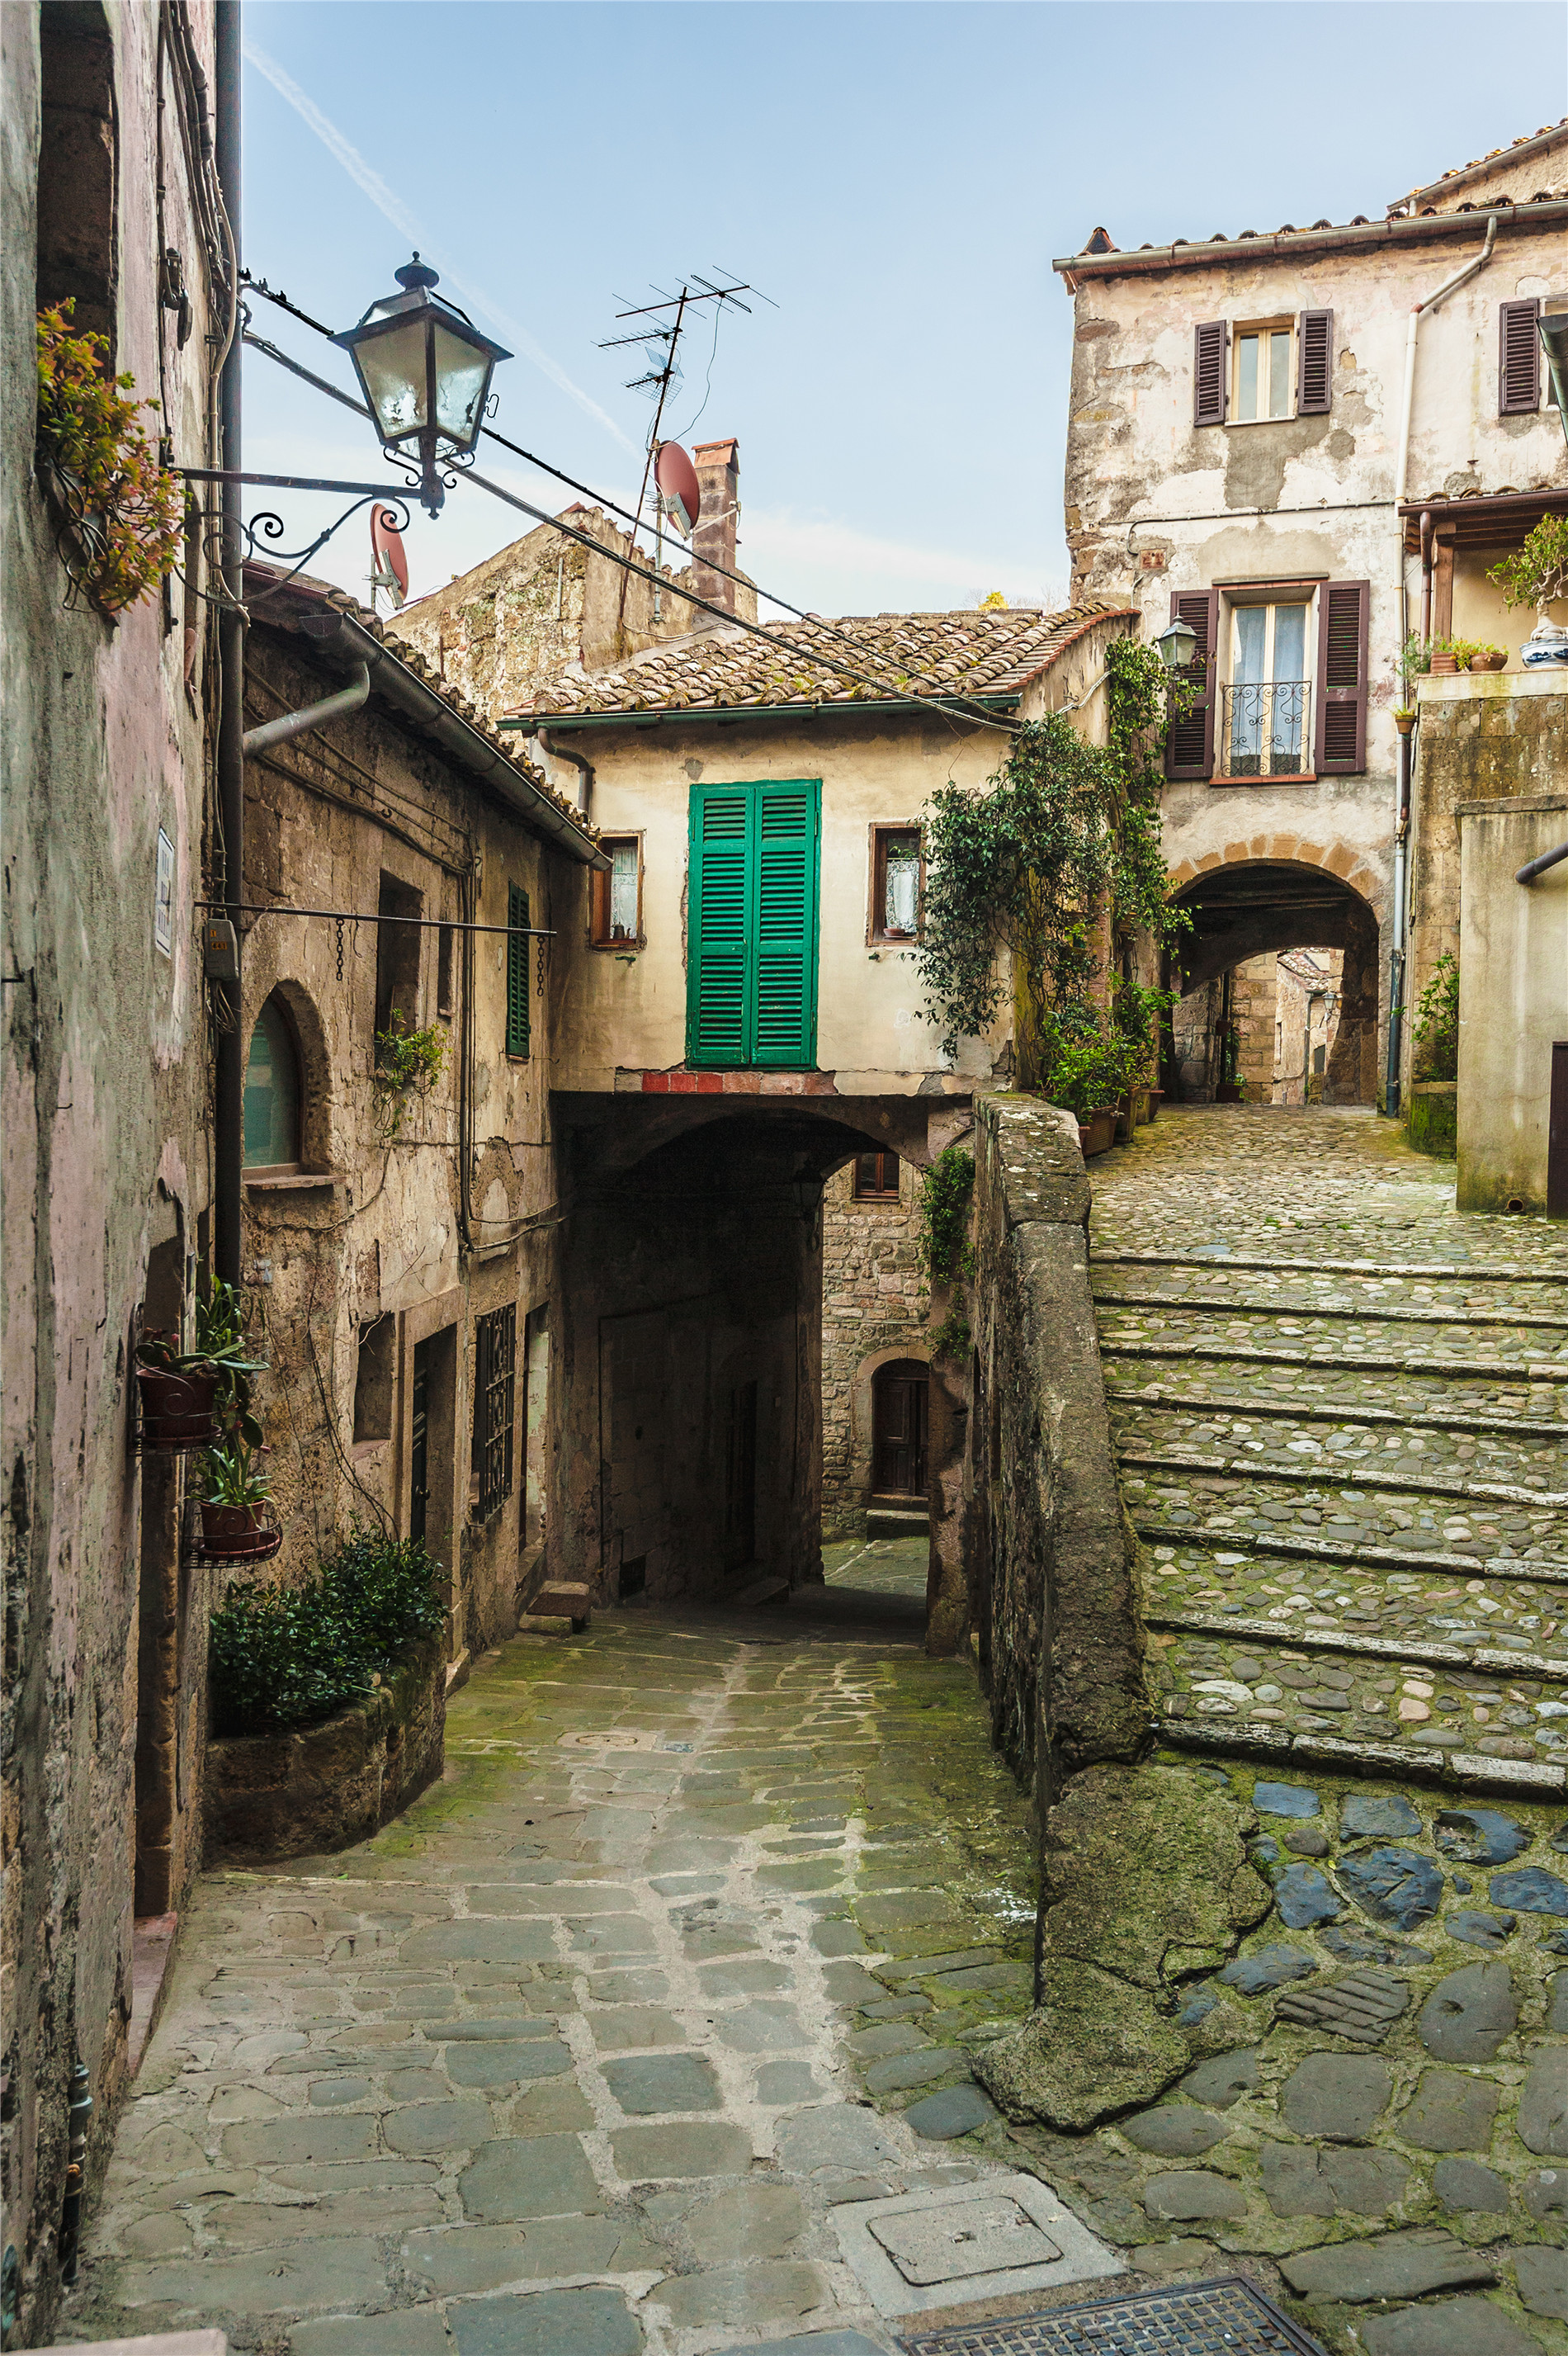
[471,1303,516,1520]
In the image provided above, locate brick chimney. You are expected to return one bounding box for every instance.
[690,438,739,625]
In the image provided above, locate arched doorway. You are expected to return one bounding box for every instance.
[871,1359,928,1499]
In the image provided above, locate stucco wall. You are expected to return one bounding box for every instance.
[1456,793,1568,1213]
[1,2,221,2337]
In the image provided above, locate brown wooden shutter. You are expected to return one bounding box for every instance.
[1193,321,1227,427]
[1500,298,1542,414]
[1296,309,1333,414]
[1315,581,1370,774]
[1164,589,1219,780]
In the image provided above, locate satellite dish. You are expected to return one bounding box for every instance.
[370,505,409,609]
[654,441,701,538]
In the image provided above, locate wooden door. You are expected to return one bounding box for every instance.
[872,1360,928,1497]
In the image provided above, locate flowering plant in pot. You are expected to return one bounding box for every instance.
[200,1442,279,1562]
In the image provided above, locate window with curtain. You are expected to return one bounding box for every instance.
[1224,600,1309,778]
[243,996,302,1169]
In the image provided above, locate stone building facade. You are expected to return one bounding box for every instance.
[2,2,224,2338]
[1055,123,1568,1112]
[820,1155,930,1540]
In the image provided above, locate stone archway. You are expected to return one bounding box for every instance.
[1168,844,1386,1106]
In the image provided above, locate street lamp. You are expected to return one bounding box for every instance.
[1540,297,1568,451]
[333,256,510,516]
[1155,614,1198,674]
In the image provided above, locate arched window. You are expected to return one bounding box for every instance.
[243,996,301,1170]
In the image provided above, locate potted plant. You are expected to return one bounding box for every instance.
[199,1441,280,1563]
[135,1275,266,1453]
[1429,636,1460,676]
[1045,1031,1135,1157]
[1469,643,1508,673]
[1394,632,1428,727]
[1488,514,1568,665]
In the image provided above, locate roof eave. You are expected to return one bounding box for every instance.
[1054,198,1568,286]
[1390,121,1568,215]
[503,693,1024,734]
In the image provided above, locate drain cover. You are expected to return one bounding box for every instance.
[871,2195,1061,2286]
[897,2275,1327,2356]
[831,2174,1121,2317]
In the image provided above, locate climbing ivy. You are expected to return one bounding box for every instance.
[917,641,1188,1095]
[919,1147,975,1363]
[1411,950,1459,1083]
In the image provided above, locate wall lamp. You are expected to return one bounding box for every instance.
[1155,614,1198,674]
[333,256,511,516]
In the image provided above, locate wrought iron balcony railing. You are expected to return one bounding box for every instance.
[1219,679,1310,778]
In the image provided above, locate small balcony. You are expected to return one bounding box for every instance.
[1219,679,1311,780]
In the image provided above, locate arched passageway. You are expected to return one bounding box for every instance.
[1166,857,1384,1105]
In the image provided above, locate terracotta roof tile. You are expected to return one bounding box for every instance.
[519,602,1136,720]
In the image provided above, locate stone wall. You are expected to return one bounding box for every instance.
[820,1157,929,1539]
[1457,792,1568,1214]
[966,1095,1147,1823]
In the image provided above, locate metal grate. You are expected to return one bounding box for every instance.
[898,2276,1328,2356]
[472,1302,516,1520]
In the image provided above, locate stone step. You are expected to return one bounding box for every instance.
[530,1581,591,1630]
[1094,1289,1568,1332]
[1152,1715,1566,1797]
[1145,1604,1568,1683]
[1093,1249,1568,1284]
[730,1573,791,1609]
[1131,1518,1568,1586]
[1102,1339,1568,1382]
[1105,1384,1568,1441]
[1117,1446,1568,1511]
[867,1501,928,1538]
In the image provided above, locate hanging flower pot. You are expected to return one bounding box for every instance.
[198,1500,281,1564]
[135,1365,219,1452]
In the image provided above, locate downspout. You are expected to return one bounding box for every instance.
[241,666,369,756]
[212,0,243,1289]
[1387,211,1497,1128]
[535,726,594,818]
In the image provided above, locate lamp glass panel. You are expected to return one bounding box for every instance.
[356,319,430,439]
[431,322,493,447]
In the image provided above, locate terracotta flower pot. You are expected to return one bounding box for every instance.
[1215,1081,1244,1104]
[135,1365,218,1451]
[201,1501,281,1563]
[1470,650,1507,672]
[1076,1106,1119,1158]
[1429,651,1458,675]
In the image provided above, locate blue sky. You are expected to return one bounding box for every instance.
[241,2,1566,618]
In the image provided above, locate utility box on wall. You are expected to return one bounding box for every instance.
[1456,792,1568,1214]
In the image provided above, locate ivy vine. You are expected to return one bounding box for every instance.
[919,1146,975,1361]
[916,638,1188,1101]
[35,301,182,615]
[372,1012,446,1139]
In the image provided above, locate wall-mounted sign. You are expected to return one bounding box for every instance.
[154,830,175,957]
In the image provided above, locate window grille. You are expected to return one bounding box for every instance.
[472,1303,516,1519]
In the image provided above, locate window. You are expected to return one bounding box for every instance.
[854,1150,901,1201]
[242,996,301,1169]
[1235,322,1293,423]
[470,1303,516,1519]
[374,873,423,1048]
[870,828,922,943]
[1500,297,1542,414]
[687,779,820,1068]
[590,837,642,947]
[352,1316,394,1445]
[1193,310,1332,428]
[506,884,531,1058]
[38,4,116,348]
[1221,599,1311,778]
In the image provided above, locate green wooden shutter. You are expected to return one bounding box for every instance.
[686,780,819,1068]
[687,788,752,1065]
[506,883,531,1057]
[753,780,819,1066]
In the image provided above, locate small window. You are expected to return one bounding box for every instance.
[436,923,455,1020]
[375,873,423,1049]
[471,1302,516,1520]
[854,1150,901,1201]
[870,827,923,943]
[591,837,642,947]
[506,885,531,1058]
[38,4,117,348]
[243,996,302,1170]
[352,1316,394,1445]
[1233,321,1293,423]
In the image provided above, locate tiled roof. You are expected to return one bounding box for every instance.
[1390,119,1568,214]
[520,603,1136,719]
[245,561,597,843]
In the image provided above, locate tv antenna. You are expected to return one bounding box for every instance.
[598,268,775,636]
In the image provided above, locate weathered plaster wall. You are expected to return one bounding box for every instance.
[1409,670,1568,1106]
[966,1095,1147,1824]
[239,627,576,1663]
[820,1159,929,1539]
[1457,792,1568,1214]
[1,2,220,2337]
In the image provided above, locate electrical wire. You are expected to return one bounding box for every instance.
[237,277,1025,736]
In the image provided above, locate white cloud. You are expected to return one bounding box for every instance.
[243,39,635,453]
[742,505,1065,617]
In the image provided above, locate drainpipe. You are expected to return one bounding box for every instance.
[1386,719,1415,1118]
[1388,212,1497,1131]
[533,725,594,818]
[213,0,243,1289]
[241,665,369,756]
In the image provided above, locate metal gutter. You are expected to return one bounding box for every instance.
[501,694,1023,734]
[285,611,607,868]
[1054,197,1568,286]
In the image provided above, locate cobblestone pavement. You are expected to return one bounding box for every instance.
[71,1580,1061,2356]
[1044,1106,1567,2356]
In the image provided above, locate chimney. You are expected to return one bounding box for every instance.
[690,437,739,626]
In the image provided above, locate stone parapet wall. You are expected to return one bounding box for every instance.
[820,1160,929,1538]
[966,1095,1147,1819]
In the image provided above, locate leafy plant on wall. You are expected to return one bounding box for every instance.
[916,639,1188,1100]
[918,1146,975,1361]
[1487,514,1568,617]
[35,301,182,615]
[372,1011,446,1140]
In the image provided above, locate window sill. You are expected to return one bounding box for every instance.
[1211,773,1319,787]
[590,938,645,953]
[1224,414,1300,428]
[243,1169,342,1191]
[350,1438,389,1461]
[868,934,921,949]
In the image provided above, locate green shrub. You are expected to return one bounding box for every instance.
[1411,951,1459,1083]
[919,1147,975,1285]
[210,1522,443,1736]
